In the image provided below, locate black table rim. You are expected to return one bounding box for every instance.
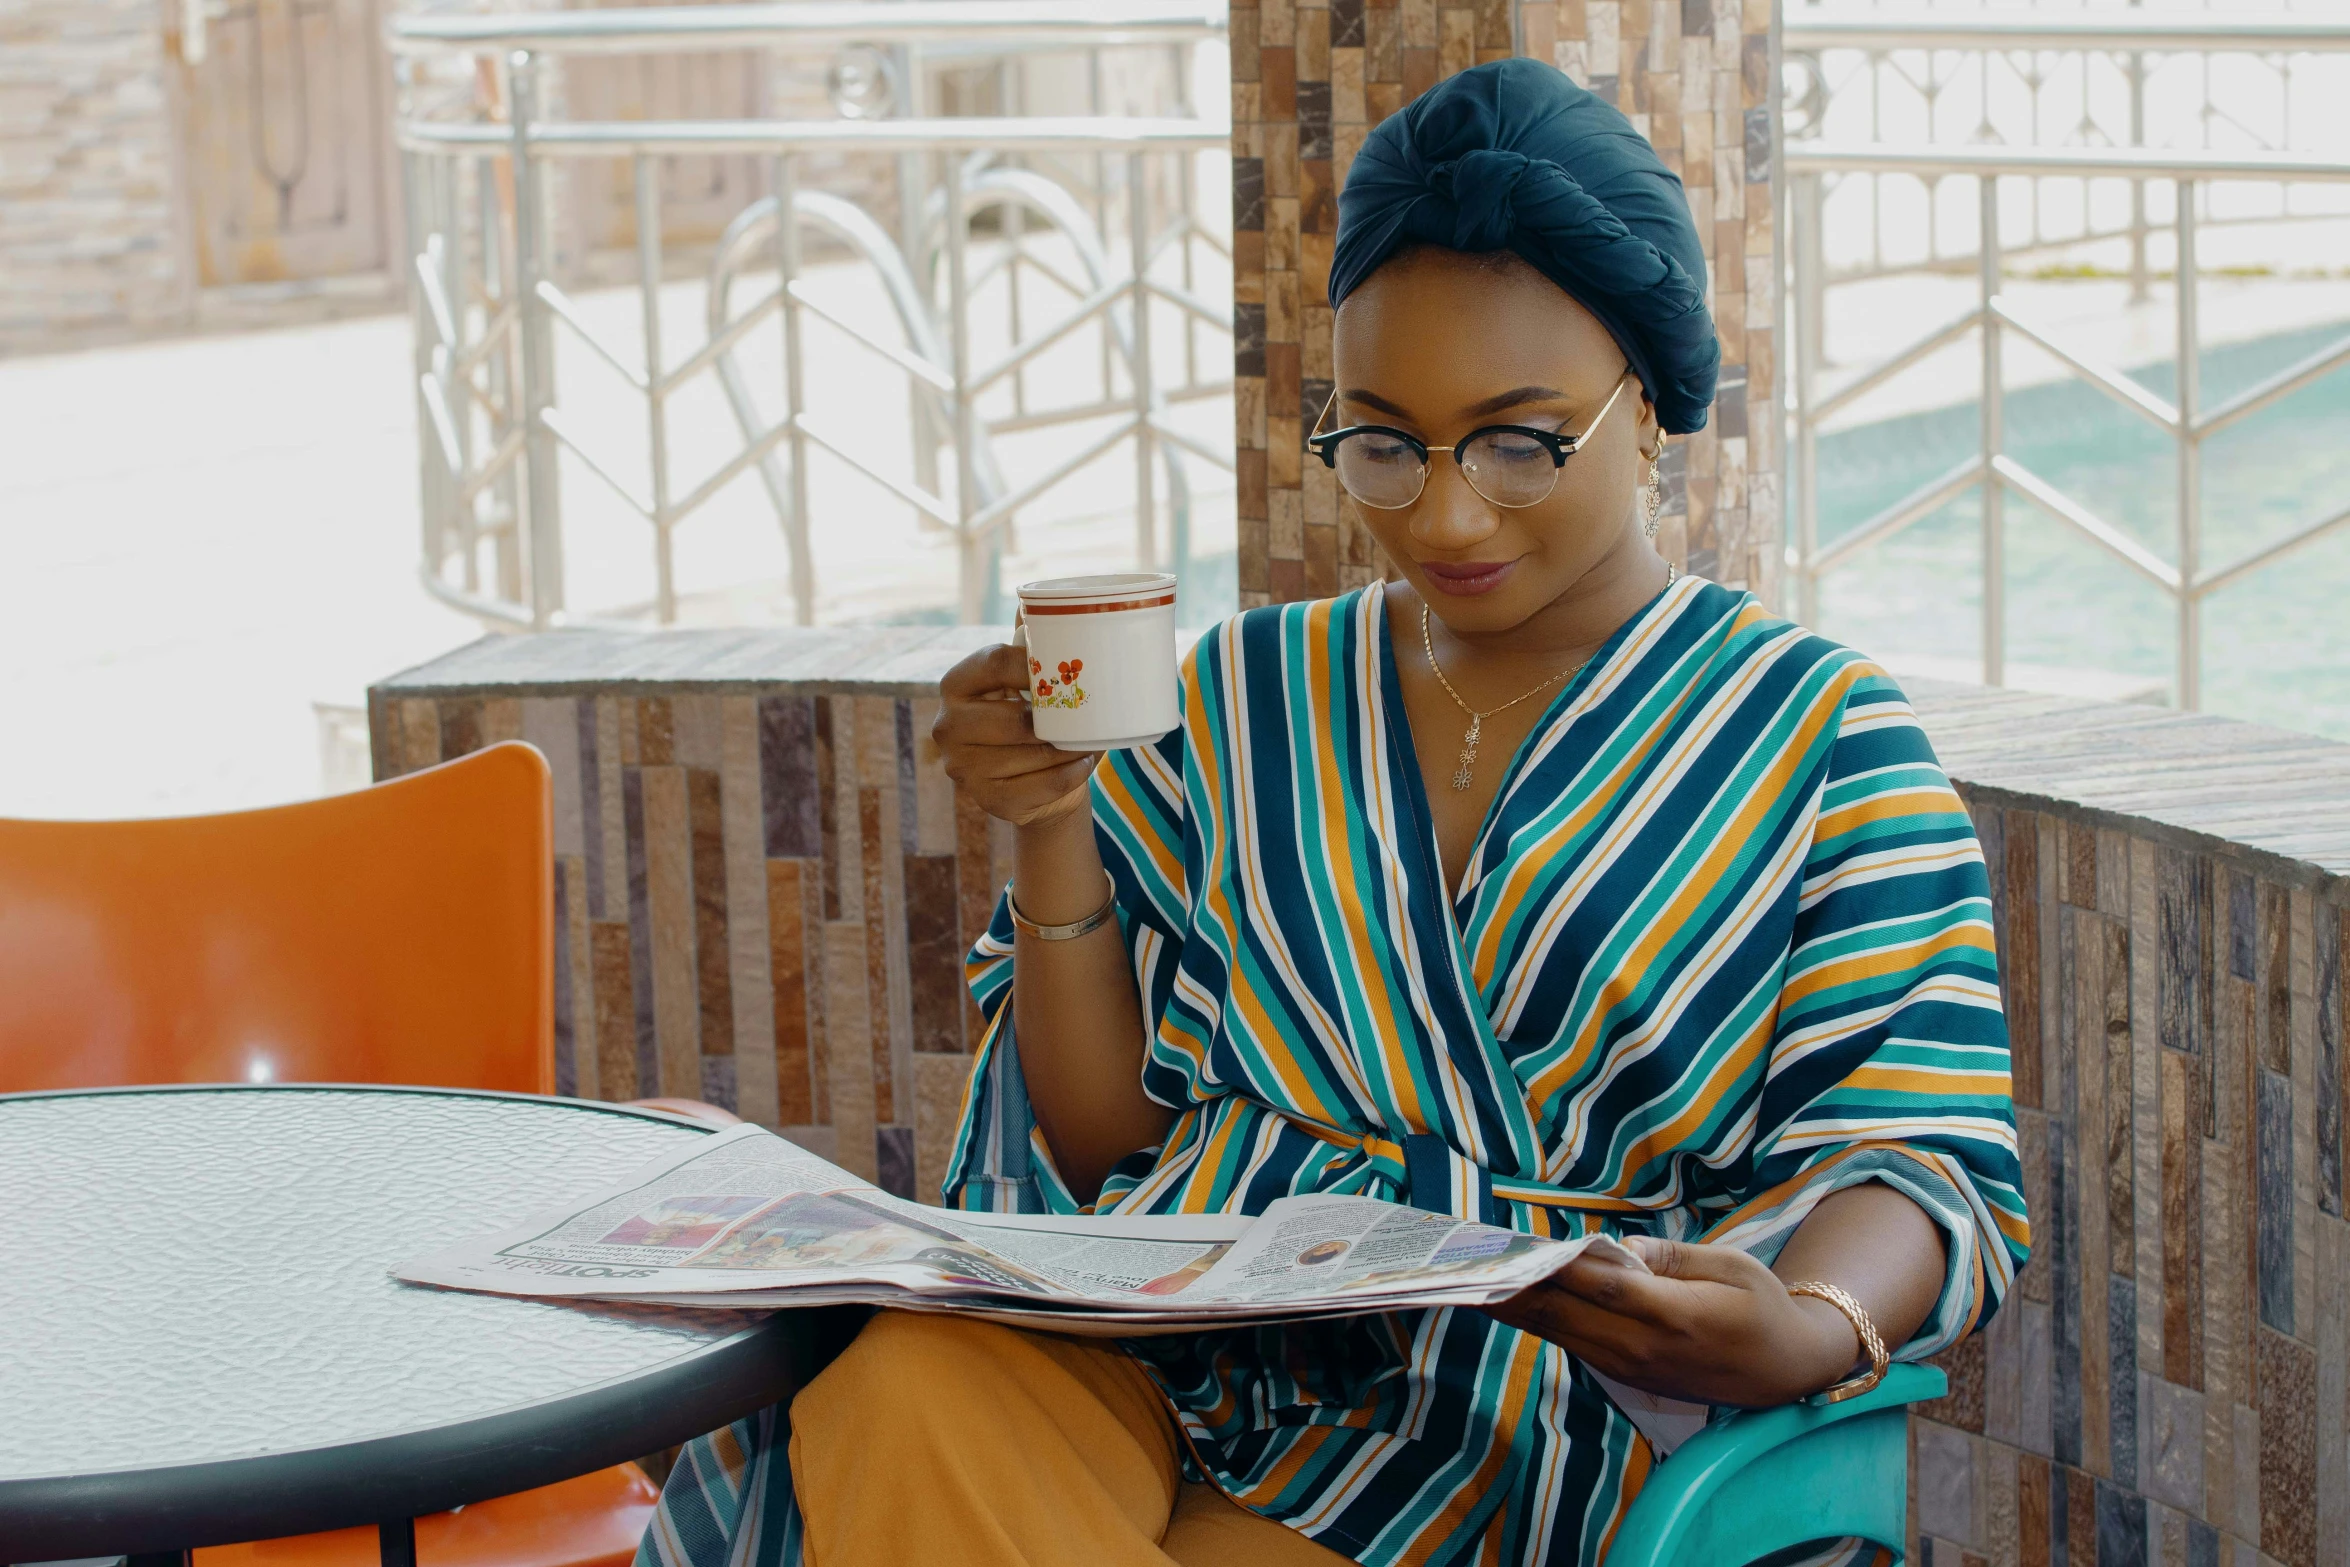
[0,1084,836,1560]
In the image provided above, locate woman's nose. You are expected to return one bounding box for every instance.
[1409,457,1502,553]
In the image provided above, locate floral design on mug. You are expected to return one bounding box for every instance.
[1028,654,1088,710]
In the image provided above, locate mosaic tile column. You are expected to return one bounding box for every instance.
[370,628,1013,1202]
[1232,0,1782,608]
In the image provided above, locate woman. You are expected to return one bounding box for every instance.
[639,58,2027,1567]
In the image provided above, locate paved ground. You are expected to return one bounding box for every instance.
[2,314,483,819]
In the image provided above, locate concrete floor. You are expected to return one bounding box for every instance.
[2,314,483,820]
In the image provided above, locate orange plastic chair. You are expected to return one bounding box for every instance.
[0,741,554,1095]
[190,1471,662,1567]
[0,742,659,1567]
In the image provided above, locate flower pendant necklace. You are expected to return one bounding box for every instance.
[1417,565,1676,792]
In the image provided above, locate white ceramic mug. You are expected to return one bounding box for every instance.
[1015,572,1180,751]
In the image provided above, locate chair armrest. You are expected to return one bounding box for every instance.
[1606,1362,1947,1567]
[1666,1361,1945,1481]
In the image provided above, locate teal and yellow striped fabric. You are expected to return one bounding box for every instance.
[636,576,2026,1567]
[947,577,2025,1564]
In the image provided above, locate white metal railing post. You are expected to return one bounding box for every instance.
[898,43,939,502]
[478,146,520,601]
[947,166,984,622]
[2176,179,2202,710]
[2128,45,2150,306]
[1791,169,1823,629]
[434,172,478,593]
[1978,173,2005,689]
[509,50,566,629]
[1092,51,1113,402]
[774,155,815,627]
[637,152,676,624]
[1129,149,1158,572]
[1174,40,1198,389]
[1008,145,1028,423]
[1798,167,1826,410]
[406,146,447,591]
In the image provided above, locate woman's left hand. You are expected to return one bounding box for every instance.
[1486,1237,1860,1409]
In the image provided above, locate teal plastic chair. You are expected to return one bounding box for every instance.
[1607,1363,1946,1566]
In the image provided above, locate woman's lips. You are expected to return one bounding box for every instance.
[1417,559,1518,597]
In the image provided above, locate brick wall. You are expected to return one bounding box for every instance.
[0,0,186,349]
[1231,0,1781,608]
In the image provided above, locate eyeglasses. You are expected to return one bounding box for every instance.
[1306,373,1634,511]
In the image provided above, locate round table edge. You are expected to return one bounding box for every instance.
[0,1080,726,1128]
[2,1299,839,1557]
[0,1083,833,1558]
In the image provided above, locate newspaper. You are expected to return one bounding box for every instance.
[396,1123,1645,1335]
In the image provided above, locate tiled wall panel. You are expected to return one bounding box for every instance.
[374,686,1009,1199]
[1234,0,1782,608]
[1908,794,2349,1567]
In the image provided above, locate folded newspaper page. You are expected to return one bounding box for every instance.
[396,1123,1644,1335]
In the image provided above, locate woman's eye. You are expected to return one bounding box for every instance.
[1353,435,1418,465]
[1481,434,1550,464]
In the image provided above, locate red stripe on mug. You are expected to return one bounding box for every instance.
[1020,593,1177,615]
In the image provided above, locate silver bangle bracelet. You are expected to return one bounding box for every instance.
[1007,871,1119,942]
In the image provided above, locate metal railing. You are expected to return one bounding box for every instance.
[1783,13,2350,708]
[392,2,1230,629]
[1783,10,2350,303]
[390,1,1223,53]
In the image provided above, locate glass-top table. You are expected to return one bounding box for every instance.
[0,1085,828,1565]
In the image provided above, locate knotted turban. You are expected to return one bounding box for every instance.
[1329,58,1722,434]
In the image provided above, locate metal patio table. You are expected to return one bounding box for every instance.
[0,1085,833,1567]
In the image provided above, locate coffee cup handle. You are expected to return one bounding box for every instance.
[1010,610,1032,706]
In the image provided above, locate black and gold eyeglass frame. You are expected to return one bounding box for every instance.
[1305,373,1635,511]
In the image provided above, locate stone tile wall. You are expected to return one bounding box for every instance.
[0,0,186,349]
[1231,0,1781,607]
[371,630,1011,1200]
[1908,801,2348,1567]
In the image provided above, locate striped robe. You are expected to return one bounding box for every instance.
[637,576,2028,1567]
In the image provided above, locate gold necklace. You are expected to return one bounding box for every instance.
[1417,564,1677,792]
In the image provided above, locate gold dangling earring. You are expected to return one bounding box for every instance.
[1642,446,1663,539]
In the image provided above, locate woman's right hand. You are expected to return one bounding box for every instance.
[934,644,1168,1203]
[932,642,1101,828]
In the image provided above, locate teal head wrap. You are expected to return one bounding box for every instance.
[1329,58,1721,434]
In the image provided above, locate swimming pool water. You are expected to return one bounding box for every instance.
[1811,320,2350,741]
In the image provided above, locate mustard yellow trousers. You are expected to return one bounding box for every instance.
[787,1312,1353,1567]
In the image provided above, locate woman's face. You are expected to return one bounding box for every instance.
[1329,246,1659,636]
